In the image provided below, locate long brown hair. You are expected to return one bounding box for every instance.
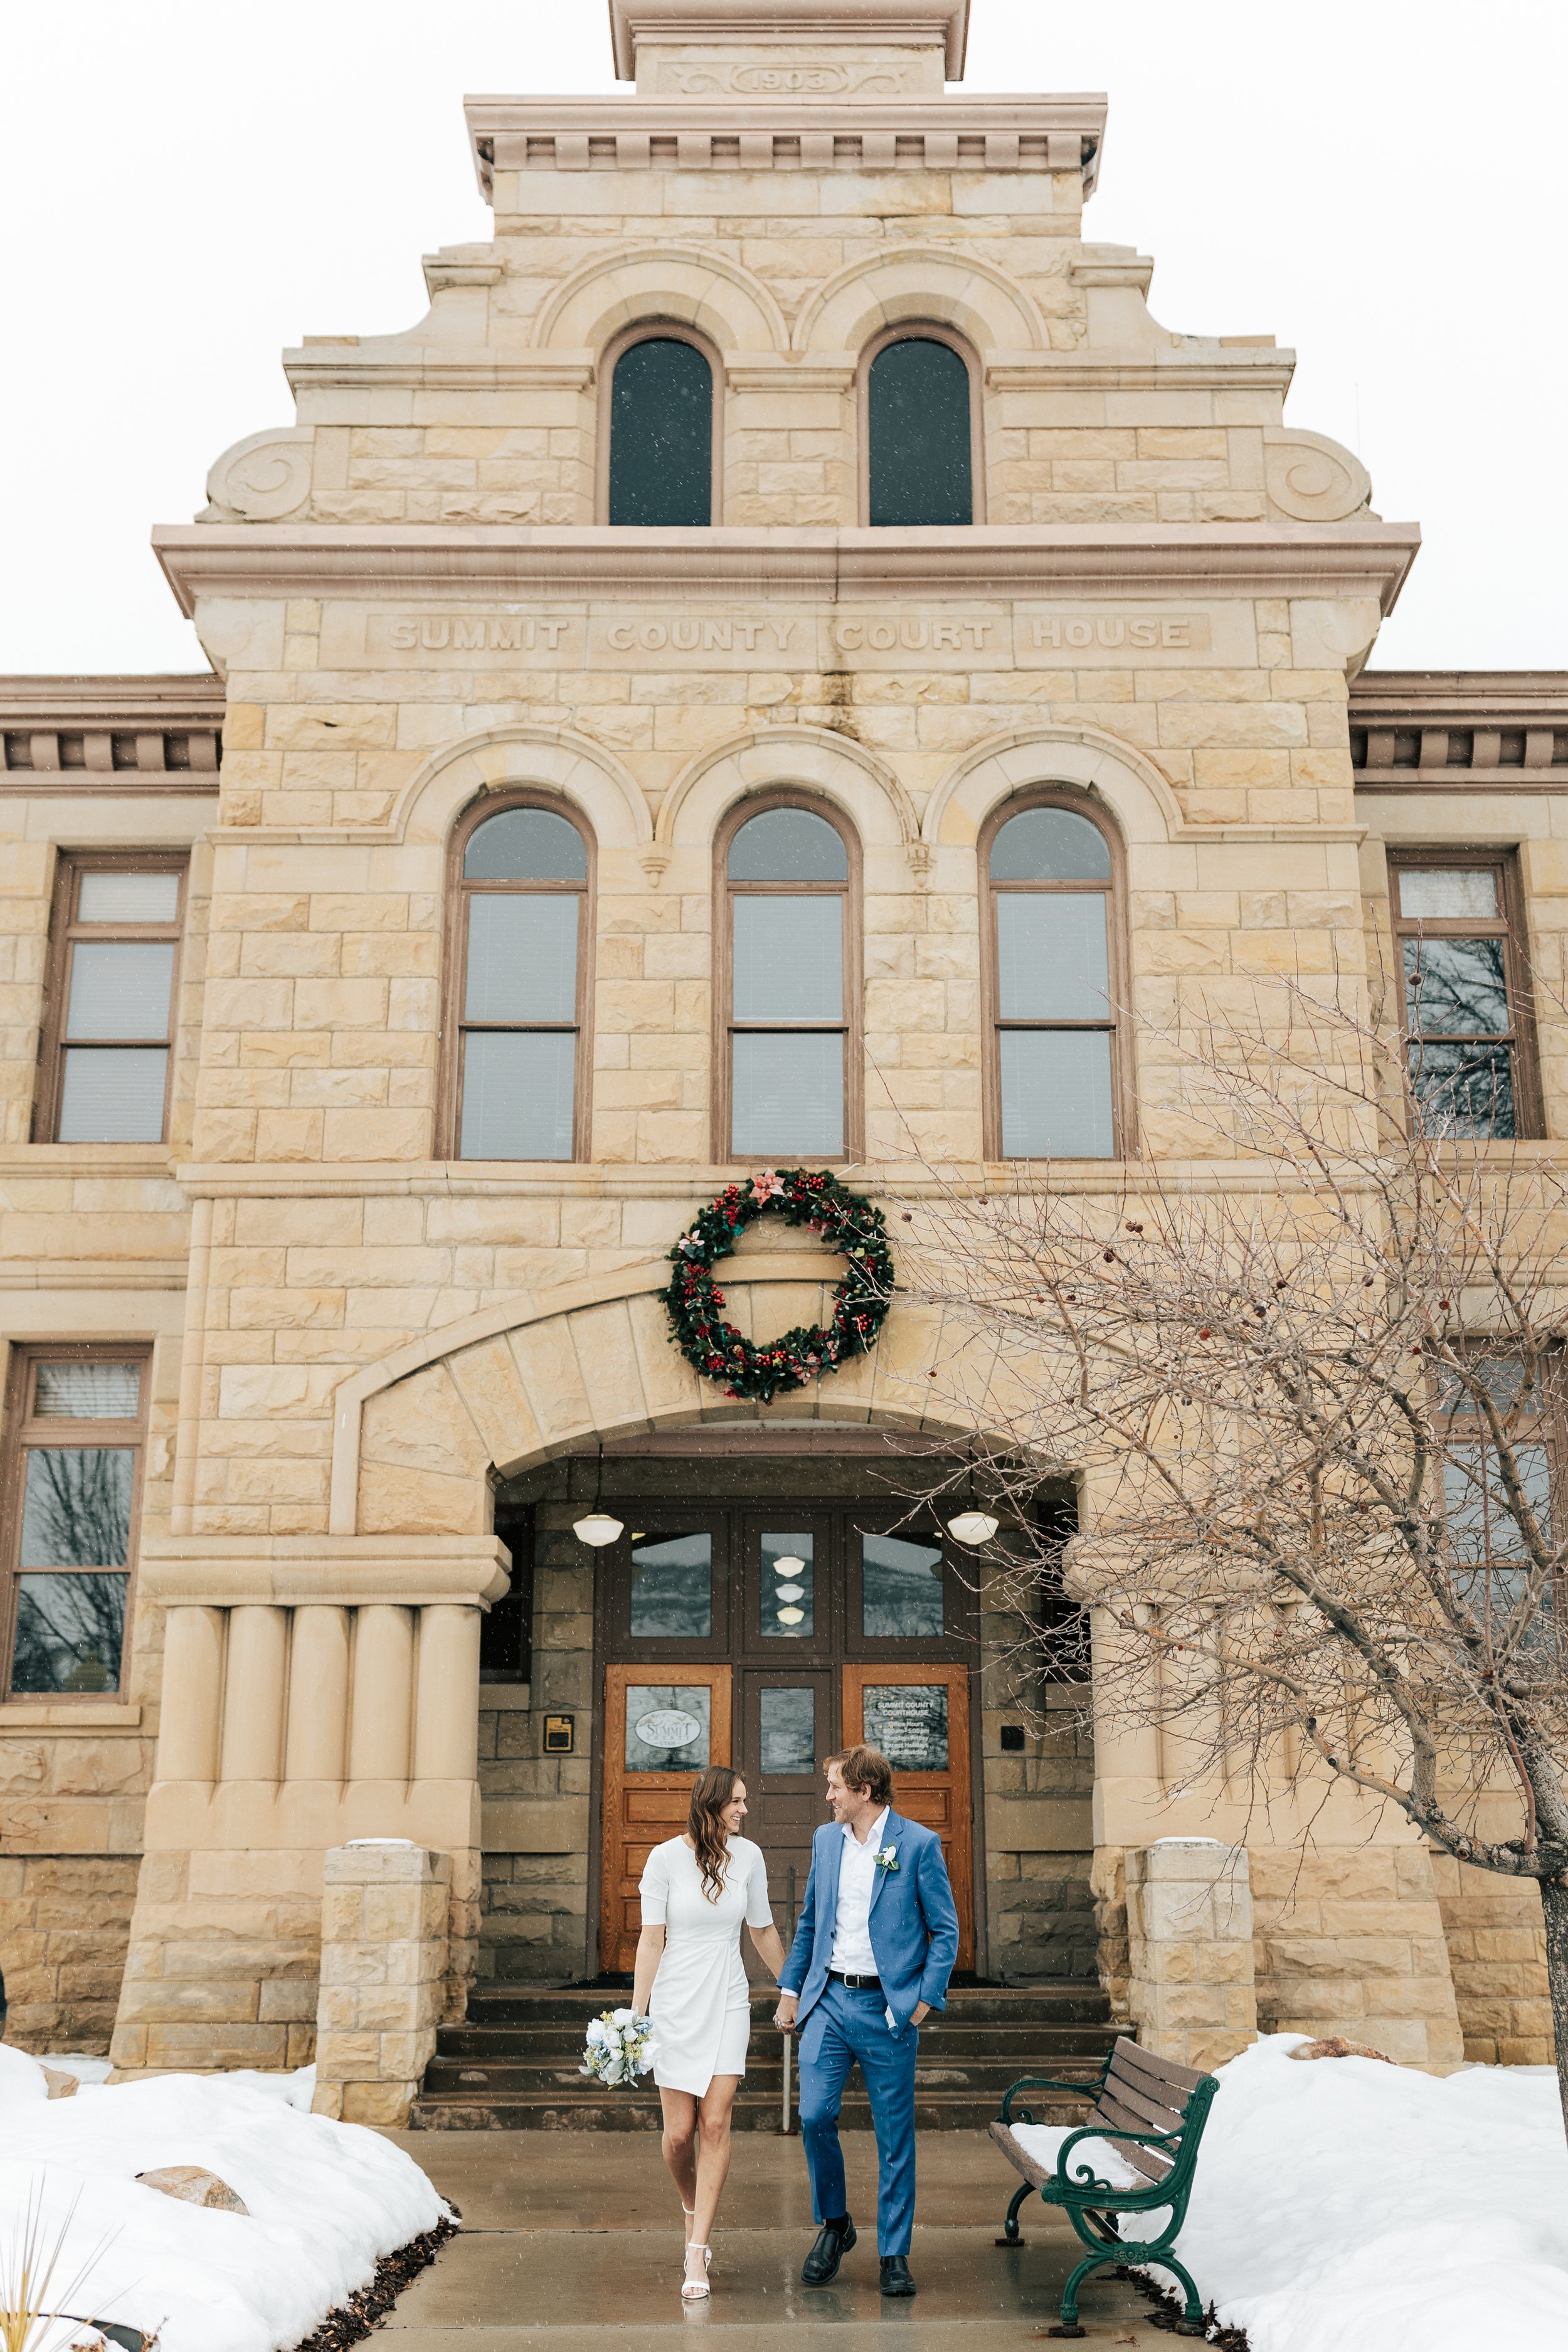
[688,1766,741,1902]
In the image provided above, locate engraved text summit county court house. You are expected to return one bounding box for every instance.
[1,1,1560,2119]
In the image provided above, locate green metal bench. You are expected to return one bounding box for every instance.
[990,2035,1219,2339]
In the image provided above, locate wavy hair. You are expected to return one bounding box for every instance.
[687,1765,741,1902]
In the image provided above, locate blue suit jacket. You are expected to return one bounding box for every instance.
[778,1809,960,2031]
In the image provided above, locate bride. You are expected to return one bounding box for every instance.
[633,1764,789,2302]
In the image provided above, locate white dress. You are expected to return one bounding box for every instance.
[639,1835,773,2095]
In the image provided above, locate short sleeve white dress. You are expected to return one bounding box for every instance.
[638,1835,773,2095]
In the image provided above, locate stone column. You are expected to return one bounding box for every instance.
[156,1606,225,1781]
[312,1840,451,2126]
[218,1605,287,1783]
[284,1606,351,1783]
[348,1604,415,1782]
[1125,1838,1257,2071]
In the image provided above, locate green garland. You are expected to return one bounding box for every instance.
[662,1167,895,1404]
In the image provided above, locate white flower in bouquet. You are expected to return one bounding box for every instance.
[579,2007,656,2089]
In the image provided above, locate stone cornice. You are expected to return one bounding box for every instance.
[139,1534,512,1609]
[465,93,1106,199]
[153,521,1420,617]
[1350,669,1568,791]
[0,672,223,793]
[608,0,970,80]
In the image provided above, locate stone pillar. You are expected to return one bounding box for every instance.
[1125,1838,1257,2071]
[218,1606,287,1783]
[312,1840,451,2126]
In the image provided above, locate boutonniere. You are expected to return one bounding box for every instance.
[875,1845,899,1873]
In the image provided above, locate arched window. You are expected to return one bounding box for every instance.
[983,798,1123,1159]
[719,800,857,1161]
[865,331,976,526]
[448,801,591,1161]
[606,332,715,526]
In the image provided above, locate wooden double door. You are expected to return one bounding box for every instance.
[598,1503,976,1975]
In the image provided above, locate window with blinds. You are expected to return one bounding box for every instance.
[985,798,1121,1159]
[721,802,857,1160]
[36,856,186,1143]
[2,1347,149,1698]
[450,801,591,1161]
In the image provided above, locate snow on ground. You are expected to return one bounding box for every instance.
[0,2044,448,2352]
[1167,2035,1568,2352]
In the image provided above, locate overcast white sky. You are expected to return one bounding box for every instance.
[1,0,1562,676]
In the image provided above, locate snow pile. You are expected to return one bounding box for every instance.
[1173,2035,1568,2352]
[0,2052,448,2352]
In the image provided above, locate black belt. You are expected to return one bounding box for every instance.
[828,1969,882,1991]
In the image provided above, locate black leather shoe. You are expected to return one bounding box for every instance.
[801,2215,856,2284]
[879,2255,917,2297]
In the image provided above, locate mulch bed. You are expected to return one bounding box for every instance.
[1128,2267,1251,2350]
[287,2210,460,2351]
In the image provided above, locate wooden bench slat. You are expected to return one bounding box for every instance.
[1110,2037,1208,2094]
[1094,2094,1180,2156]
[1098,2069,1186,2135]
[988,2117,1050,2190]
[1100,2139,1172,2185]
[1097,2117,1180,2170]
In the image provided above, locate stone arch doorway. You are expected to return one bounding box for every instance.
[337,1268,1090,1990]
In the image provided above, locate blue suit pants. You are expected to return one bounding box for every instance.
[797,1979,918,2255]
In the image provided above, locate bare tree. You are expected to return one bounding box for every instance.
[893,977,1568,2134]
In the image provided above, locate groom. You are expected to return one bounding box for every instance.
[773,1744,960,2299]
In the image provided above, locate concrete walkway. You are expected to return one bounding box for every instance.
[379,2130,1172,2348]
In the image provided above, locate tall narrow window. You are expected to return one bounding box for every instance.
[452,802,590,1161]
[1439,1353,1561,1665]
[1,1347,147,1698]
[37,854,186,1143]
[1391,854,1537,1138]
[866,332,975,526]
[986,800,1120,1159]
[723,802,854,1160]
[607,334,714,526]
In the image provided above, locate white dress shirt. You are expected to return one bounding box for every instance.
[829,1805,891,1975]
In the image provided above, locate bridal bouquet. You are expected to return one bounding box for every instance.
[580,2007,656,2089]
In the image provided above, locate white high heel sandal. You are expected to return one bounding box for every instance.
[681,2244,712,2302]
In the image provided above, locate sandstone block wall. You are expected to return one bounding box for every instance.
[1431,1855,1554,2066]
[1249,1844,1465,2071]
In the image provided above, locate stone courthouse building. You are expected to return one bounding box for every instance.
[1,0,1561,2114]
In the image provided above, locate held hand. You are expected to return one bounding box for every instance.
[773,1993,798,2032]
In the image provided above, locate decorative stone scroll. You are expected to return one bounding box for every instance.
[1263,428,1372,523]
[201,426,315,522]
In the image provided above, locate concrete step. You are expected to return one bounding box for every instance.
[432,2019,1115,2062]
[420,2055,1108,2098]
[413,1978,1115,2130]
[406,2086,1094,2132]
[460,1984,1111,2027]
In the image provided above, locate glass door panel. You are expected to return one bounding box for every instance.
[842,1661,973,1970]
[599,1661,732,1974]
[738,1666,834,1979]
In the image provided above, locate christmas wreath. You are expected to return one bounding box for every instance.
[662,1167,895,1404]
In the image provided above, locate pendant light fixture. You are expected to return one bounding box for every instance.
[572,1441,625,1548]
[946,1456,999,1547]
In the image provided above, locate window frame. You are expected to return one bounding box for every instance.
[1433,1346,1565,1666]
[1388,846,1542,1142]
[858,322,985,529]
[439,790,596,1163]
[978,787,1133,1162]
[598,321,724,527]
[0,1341,150,1703]
[34,849,188,1145]
[712,790,863,1166]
